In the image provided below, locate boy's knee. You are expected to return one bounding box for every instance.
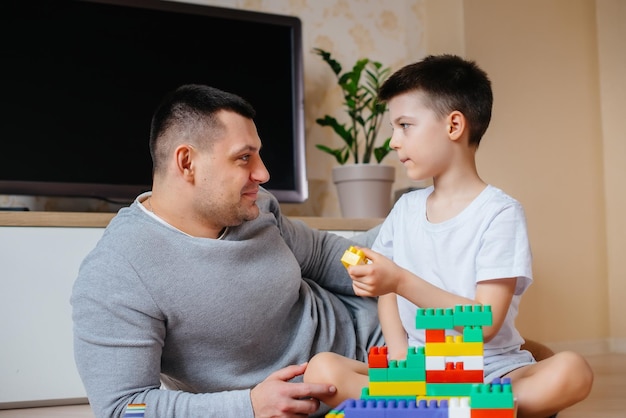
[554,351,594,398]
[304,352,340,384]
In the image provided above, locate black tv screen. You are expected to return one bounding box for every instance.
[0,0,307,204]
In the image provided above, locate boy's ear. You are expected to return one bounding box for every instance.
[446,111,465,141]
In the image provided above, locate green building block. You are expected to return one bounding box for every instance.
[453,305,493,327]
[426,382,475,396]
[406,346,426,368]
[415,307,455,330]
[462,325,484,342]
[368,367,388,382]
[387,359,425,381]
[470,379,515,409]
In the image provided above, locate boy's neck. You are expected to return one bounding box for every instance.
[426,176,487,223]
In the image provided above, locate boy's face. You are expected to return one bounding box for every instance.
[387,91,452,181]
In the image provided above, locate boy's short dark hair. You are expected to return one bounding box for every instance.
[378,54,493,147]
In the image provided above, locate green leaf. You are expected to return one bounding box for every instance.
[312,48,342,76]
[313,48,393,165]
[315,144,348,165]
[374,138,392,163]
[316,116,354,147]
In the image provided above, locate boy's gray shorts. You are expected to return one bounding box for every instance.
[484,348,536,383]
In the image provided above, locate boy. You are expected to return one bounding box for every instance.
[303,55,593,418]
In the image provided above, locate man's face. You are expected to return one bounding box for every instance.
[194,110,270,228]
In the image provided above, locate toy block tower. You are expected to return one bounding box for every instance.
[419,306,491,397]
[325,303,516,418]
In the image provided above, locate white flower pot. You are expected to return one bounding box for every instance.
[332,164,396,218]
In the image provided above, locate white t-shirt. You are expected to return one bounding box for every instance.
[372,185,533,356]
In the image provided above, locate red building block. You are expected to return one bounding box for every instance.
[426,362,483,383]
[471,408,515,418]
[425,329,446,343]
[368,346,388,368]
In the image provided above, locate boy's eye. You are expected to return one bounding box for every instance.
[400,123,410,129]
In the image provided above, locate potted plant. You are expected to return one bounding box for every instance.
[313,48,395,218]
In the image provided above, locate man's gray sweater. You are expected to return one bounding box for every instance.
[71,189,381,417]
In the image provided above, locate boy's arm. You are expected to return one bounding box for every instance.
[378,293,408,360]
[474,277,517,342]
[350,247,517,343]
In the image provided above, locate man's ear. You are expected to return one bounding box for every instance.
[174,144,195,182]
[446,111,465,141]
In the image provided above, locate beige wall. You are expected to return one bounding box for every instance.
[461,0,612,353]
[190,0,624,353]
[427,0,624,353]
[596,0,626,351]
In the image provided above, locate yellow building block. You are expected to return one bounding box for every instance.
[425,336,483,356]
[341,246,368,268]
[368,380,426,396]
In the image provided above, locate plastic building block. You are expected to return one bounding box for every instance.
[368,346,388,368]
[341,399,387,418]
[426,362,483,383]
[425,337,483,357]
[361,387,415,401]
[437,355,484,371]
[367,367,389,382]
[453,305,493,327]
[470,408,515,418]
[369,380,426,396]
[426,329,446,342]
[368,367,388,382]
[462,326,484,343]
[123,404,146,418]
[426,382,475,397]
[388,359,426,381]
[416,307,455,330]
[341,246,368,269]
[469,378,514,409]
[331,399,451,418]
[426,356,447,371]
[448,397,471,418]
[406,346,426,368]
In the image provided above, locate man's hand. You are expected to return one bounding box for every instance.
[250,363,336,417]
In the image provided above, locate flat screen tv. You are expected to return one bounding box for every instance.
[0,0,307,205]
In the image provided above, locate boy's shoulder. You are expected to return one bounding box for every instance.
[484,185,523,207]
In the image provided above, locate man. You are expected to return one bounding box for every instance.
[71,84,382,417]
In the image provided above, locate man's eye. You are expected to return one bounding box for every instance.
[241,155,250,162]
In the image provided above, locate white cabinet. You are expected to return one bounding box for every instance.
[0,227,104,408]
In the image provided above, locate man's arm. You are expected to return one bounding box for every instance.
[71,252,256,417]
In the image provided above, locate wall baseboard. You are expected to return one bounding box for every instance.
[545,338,626,356]
[609,337,626,353]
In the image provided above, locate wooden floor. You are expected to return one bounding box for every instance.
[0,353,623,417]
[558,353,626,418]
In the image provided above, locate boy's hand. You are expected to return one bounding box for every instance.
[347,247,402,296]
[250,363,336,418]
